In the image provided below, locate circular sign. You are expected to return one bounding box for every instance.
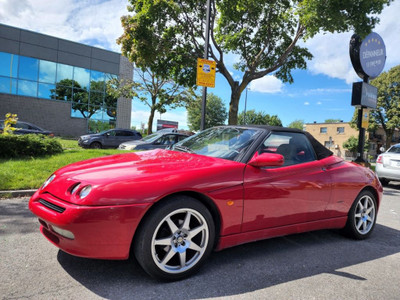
[349,32,386,80]
[359,32,386,79]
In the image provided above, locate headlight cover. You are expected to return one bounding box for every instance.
[41,174,56,190]
[79,185,92,198]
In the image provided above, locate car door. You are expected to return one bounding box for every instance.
[242,131,332,232]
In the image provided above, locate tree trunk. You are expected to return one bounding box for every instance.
[148,107,155,135]
[385,130,394,150]
[228,82,241,125]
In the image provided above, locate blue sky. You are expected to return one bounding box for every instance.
[1,0,399,128]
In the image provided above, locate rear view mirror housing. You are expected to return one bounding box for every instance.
[248,153,284,167]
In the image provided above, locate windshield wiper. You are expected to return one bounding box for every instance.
[174,145,194,153]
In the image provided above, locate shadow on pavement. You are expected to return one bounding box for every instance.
[0,198,37,235]
[57,224,400,299]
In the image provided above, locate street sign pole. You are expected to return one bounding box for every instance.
[200,0,211,131]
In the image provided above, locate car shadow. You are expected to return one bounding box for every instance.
[57,224,400,299]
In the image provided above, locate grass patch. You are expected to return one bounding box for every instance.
[0,139,126,190]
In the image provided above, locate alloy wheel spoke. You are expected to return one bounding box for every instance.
[188,242,202,253]
[166,217,179,234]
[189,224,205,238]
[154,237,171,246]
[179,251,186,268]
[182,212,191,231]
[366,207,374,214]
[356,218,364,230]
[161,248,176,266]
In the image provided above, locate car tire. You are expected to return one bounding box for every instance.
[90,142,102,149]
[343,190,377,240]
[133,196,215,281]
[379,178,389,186]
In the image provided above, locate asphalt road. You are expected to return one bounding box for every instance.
[1,184,399,300]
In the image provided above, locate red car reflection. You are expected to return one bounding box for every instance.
[29,126,382,280]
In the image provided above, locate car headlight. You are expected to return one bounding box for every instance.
[41,174,55,190]
[81,135,90,140]
[79,185,92,198]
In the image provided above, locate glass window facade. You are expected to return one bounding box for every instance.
[0,51,118,129]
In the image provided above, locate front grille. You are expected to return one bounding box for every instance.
[39,199,66,213]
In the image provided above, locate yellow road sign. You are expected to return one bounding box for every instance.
[362,109,369,129]
[196,58,216,88]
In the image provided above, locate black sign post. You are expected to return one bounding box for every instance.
[349,32,386,163]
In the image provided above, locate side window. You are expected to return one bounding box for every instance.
[259,132,316,166]
[178,135,187,142]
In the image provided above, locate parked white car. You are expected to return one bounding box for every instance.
[376,143,400,186]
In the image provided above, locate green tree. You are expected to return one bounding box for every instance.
[370,65,400,149]
[238,110,282,126]
[107,67,194,134]
[343,136,369,154]
[118,0,392,125]
[325,119,342,123]
[287,119,304,130]
[187,93,227,131]
[350,65,400,149]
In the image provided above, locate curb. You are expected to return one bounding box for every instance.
[0,189,36,199]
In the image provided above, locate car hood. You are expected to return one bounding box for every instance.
[121,140,147,146]
[41,149,245,206]
[80,133,101,139]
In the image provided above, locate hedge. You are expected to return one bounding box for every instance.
[0,134,63,158]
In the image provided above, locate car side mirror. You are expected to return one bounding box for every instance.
[248,153,284,167]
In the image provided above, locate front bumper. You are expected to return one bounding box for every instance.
[29,191,151,259]
[78,138,91,148]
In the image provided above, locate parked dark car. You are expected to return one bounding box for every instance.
[78,129,142,149]
[0,120,54,136]
[118,130,191,150]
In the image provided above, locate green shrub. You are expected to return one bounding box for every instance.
[0,134,63,158]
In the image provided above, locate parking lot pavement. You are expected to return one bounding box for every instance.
[1,184,399,300]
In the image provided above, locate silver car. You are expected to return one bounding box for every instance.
[376,143,400,186]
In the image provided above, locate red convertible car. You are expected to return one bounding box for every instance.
[29,126,382,280]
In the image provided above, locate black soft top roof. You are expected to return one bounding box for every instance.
[229,125,334,160]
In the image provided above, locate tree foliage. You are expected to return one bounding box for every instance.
[118,0,392,125]
[238,110,282,126]
[187,93,227,131]
[343,136,369,154]
[1,113,18,135]
[350,65,400,149]
[370,65,400,148]
[107,68,195,134]
[325,119,342,123]
[287,119,304,130]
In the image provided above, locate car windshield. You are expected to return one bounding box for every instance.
[142,133,162,143]
[172,127,261,161]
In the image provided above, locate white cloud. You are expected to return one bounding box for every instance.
[249,75,283,94]
[304,102,310,106]
[304,0,400,83]
[0,0,128,52]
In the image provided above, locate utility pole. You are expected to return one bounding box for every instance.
[200,0,212,131]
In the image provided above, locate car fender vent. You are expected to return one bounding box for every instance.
[39,199,66,213]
